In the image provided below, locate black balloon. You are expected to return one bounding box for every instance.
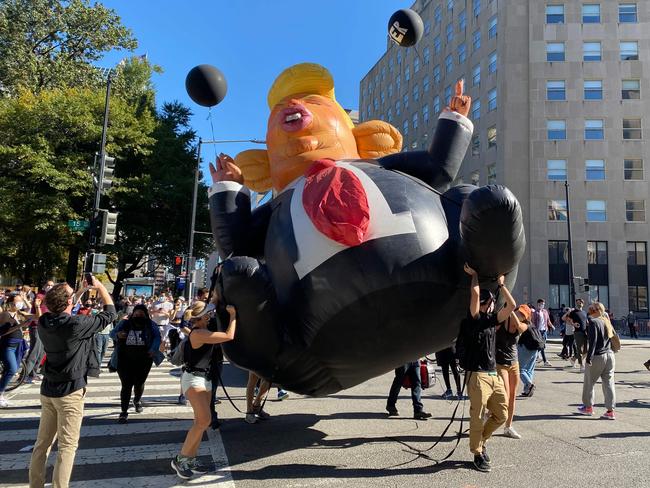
[388,9,424,47]
[185,64,228,107]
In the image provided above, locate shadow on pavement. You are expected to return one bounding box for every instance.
[581,431,650,439]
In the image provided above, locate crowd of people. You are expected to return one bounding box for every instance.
[0,274,647,483]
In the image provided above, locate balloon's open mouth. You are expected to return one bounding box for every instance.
[280,104,312,132]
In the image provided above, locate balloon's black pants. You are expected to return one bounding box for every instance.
[117,355,153,413]
[436,348,461,394]
[387,362,424,414]
[209,361,223,424]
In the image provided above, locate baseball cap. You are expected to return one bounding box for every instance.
[516,304,532,322]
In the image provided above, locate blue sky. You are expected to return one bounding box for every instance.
[100,0,406,181]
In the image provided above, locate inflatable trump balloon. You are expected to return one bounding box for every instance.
[207,63,525,396]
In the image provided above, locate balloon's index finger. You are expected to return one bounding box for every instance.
[209,162,218,174]
[455,79,464,97]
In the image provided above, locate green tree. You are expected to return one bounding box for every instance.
[0,0,137,95]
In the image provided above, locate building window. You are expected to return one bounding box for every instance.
[397,51,402,65]
[487,163,497,183]
[547,80,566,100]
[434,35,442,55]
[413,112,418,130]
[446,22,454,43]
[387,108,393,123]
[585,120,604,140]
[547,42,565,61]
[487,125,497,148]
[414,57,420,73]
[619,3,637,23]
[472,64,481,86]
[472,30,481,51]
[623,118,642,139]
[547,159,567,180]
[587,241,608,264]
[549,284,571,309]
[395,100,401,116]
[405,66,410,82]
[628,286,648,313]
[403,93,409,109]
[373,97,378,110]
[470,170,480,186]
[472,135,480,156]
[587,200,607,221]
[582,4,600,23]
[434,5,442,24]
[387,84,393,98]
[488,15,497,38]
[445,54,453,73]
[413,84,420,102]
[445,85,452,105]
[433,95,441,114]
[448,0,454,11]
[583,42,602,61]
[396,75,401,91]
[549,240,569,264]
[473,0,481,17]
[584,80,603,100]
[423,75,430,93]
[624,158,643,180]
[433,64,441,84]
[458,43,467,63]
[622,79,641,99]
[459,9,467,31]
[628,241,647,265]
[586,159,605,180]
[546,4,565,23]
[472,99,481,120]
[620,41,639,60]
[487,88,497,111]
[403,120,409,136]
[380,92,385,106]
[588,285,610,308]
[423,104,429,123]
[488,51,497,73]
[626,200,646,222]
[547,119,567,140]
[423,47,431,65]
[424,20,432,36]
[548,200,568,221]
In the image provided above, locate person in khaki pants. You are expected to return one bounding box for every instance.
[29,278,116,488]
[462,264,515,473]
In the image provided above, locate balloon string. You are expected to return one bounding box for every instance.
[207,107,218,161]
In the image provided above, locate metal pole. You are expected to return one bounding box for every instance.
[565,180,576,305]
[186,138,202,300]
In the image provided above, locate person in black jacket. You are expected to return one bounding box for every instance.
[29,278,116,488]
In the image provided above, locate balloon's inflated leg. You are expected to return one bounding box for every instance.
[459,185,526,279]
[217,256,282,379]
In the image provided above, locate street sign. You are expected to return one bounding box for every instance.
[68,220,90,232]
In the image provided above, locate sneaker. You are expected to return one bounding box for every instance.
[254,406,271,420]
[644,360,650,371]
[245,412,258,424]
[0,396,9,408]
[527,384,536,398]
[118,412,128,424]
[473,453,491,472]
[386,407,399,416]
[134,402,144,413]
[482,446,491,464]
[601,410,616,420]
[504,426,522,439]
[171,455,194,480]
[577,405,594,416]
[277,389,290,401]
[441,389,453,400]
[188,457,212,474]
[520,387,530,397]
[580,366,585,373]
[178,394,187,406]
[543,361,552,367]
[413,411,432,420]
[24,376,34,384]
[456,392,466,400]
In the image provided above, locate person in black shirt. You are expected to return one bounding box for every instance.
[29,278,116,488]
[563,298,587,370]
[463,263,516,472]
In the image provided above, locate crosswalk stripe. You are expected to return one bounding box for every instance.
[0,405,195,420]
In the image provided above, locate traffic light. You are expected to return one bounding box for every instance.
[101,155,115,192]
[89,253,107,273]
[173,255,183,275]
[99,209,118,245]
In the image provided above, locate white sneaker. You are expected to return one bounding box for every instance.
[580,366,585,373]
[543,361,552,367]
[504,426,521,439]
[0,396,8,408]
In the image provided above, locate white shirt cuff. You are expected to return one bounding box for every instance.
[439,110,474,135]
[207,181,251,199]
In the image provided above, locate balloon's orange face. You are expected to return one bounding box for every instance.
[266,93,360,191]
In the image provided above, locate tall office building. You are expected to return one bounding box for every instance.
[360,0,650,316]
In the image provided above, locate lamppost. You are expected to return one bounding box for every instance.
[185,138,266,300]
[565,180,576,306]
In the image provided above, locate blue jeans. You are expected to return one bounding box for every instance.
[0,345,19,393]
[95,334,110,367]
[387,362,424,413]
[518,344,537,390]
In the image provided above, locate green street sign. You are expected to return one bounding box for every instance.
[68,220,90,231]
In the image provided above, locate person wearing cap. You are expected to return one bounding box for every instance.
[171,300,237,480]
[462,263,516,473]
[496,304,531,439]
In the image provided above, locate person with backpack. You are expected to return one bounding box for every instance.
[435,345,462,400]
[496,304,530,439]
[385,360,432,420]
[517,306,546,398]
[171,301,237,480]
[461,263,515,473]
[110,304,161,423]
[577,301,617,419]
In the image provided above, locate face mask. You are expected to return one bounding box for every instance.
[538,303,545,309]
[14,302,24,310]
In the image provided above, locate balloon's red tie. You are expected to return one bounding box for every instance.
[302,160,370,247]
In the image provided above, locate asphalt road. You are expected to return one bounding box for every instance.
[1,339,649,487]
